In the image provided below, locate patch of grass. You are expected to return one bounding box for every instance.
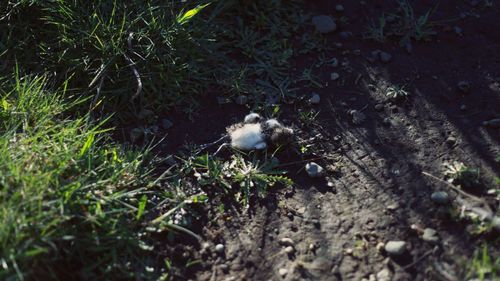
[0,73,202,280]
[364,0,438,47]
[466,244,499,281]
[299,109,320,125]
[365,15,389,43]
[1,0,313,121]
[0,0,314,278]
[213,0,309,103]
[1,0,217,119]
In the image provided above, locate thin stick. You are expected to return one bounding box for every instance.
[422,171,492,213]
[124,32,143,100]
[150,192,205,225]
[403,246,437,270]
[213,143,230,156]
[164,223,202,242]
[195,135,228,155]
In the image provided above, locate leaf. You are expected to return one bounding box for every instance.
[1,98,9,111]
[24,247,49,257]
[136,195,147,220]
[79,133,95,156]
[177,3,211,25]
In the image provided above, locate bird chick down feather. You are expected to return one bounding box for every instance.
[244,113,262,124]
[228,123,267,150]
[225,113,294,152]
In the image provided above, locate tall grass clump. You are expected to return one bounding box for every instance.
[0,72,172,280]
[0,0,216,117]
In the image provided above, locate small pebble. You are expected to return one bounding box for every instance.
[376,268,391,281]
[309,93,321,104]
[312,15,337,33]
[431,191,450,204]
[446,136,457,146]
[278,268,288,278]
[305,162,325,178]
[284,246,295,254]
[220,264,229,273]
[331,58,339,67]
[235,95,248,105]
[422,228,440,243]
[384,241,406,256]
[335,4,345,12]
[279,238,295,246]
[376,242,385,252]
[215,244,225,254]
[386,203,399,211]
[460,104,467,111]
[202,242,210,250]
[374,104,384,111]
[331,72,340,81]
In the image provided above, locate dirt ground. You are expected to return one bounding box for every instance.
[160,1,499,280]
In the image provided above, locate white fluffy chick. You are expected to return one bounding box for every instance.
[244,112,262,123]
[228,123,267,150]
[226,113,293,151]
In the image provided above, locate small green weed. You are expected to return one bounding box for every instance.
[186,153,293,207]
[299,109,320,125]
[364,0,438,47]
[386,84,410,100]
[466,244,499,281]
[365,15,388,42]
[227,154,293,206]
[443,161,481,189]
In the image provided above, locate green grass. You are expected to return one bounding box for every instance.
[0,73,181,280]
[364,0,437,47]
[1,0,217,118]
[0,1,307,279]
[1,0,312,119]
[467,244,499,281]
[1,0,498,280]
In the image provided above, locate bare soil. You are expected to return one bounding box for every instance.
[159,1,499,280]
